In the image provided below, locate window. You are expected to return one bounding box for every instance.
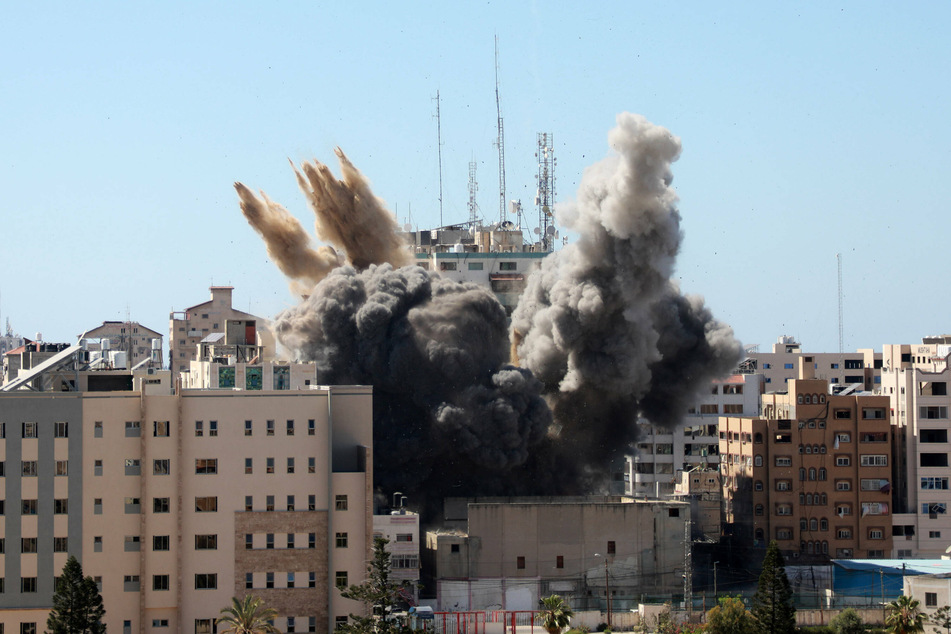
[776,504,792,516]
[245,458,253,474]
[861,431,888,443]
[921,406,949,420]
[54,421,68,438]
[153,620,169,628]
[754,455,764,467]
[153,535,170,551]
[863,502,889,516]
[868,529,884,540]
[245,496,253,511]
[195,573,217,589]
[287,457,295,474]
[153,497,170,513]
[819,468,827,481]
[699,404,718,414]
[775,456,792,467]
[246,572,254,589]
[209,420,217,437]
[195,458,217,474]
[837,528,852,539]
[784,363,794,369]
[154,420,169,437]
[820,519,828,531]
[922,453,950,467]
[153,459,170,475]
[754,504,764,516]
[776,480,791,491]
[754,480,764,491]
[195,534,217,550]
[54,498,68,514]
[288,533,295,549]
[836,504,852,516]
[153,575,170,591]
[308,457,316,473]
[516,556,526,569]
[287,495,295,511]
[196,620,213,634]
[309,495,316,511]
[245,420,253,436]
[440,261,458,271]
[336,532,348,548]
[22,422,37,438]
[927,592,939,608]
[287,419,294,435]
[835,456,851,467]
[931,531,942,539]
[336,495,348,510]
[923,477,950,490]
[125,420,141,437]
[309,533,316,549]
[266,534,274,549]
[921,429,949,443]
[21,460,37,476]
[836,480,852,491]
[863,408,886,420]
[195,420,203,437]
[21,537,37,553]
[834,409,851,420]
[21,577,37,592]
[94,459,103,475]
[776,528,793,540]
[266,420,275,436]
[56,460,68,475]
[195,496,217,512]
[266,458,274,474]
[267,495,275,511]
[335,571,348,589]
[94,536,103,551]
[22,499,37,514]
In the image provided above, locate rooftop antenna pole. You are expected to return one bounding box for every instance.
[536,132,556,251]
[494,35,507,225]
[433,90,444,227]
[468,160,479,225]
[837,253,844,353]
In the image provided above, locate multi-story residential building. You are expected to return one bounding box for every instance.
[80,320,164,369]
[881,340,951,558]
[373,499,421,604]
[632,373,763,497]
[406,225,549,315]
[673,466,722,541]
[168,286,276,375]
[0,362,372,634]
[743,336,883,393]
[720,368,893,564]
[426,497,689,612]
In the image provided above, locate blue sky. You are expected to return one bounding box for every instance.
[2,2,949,354]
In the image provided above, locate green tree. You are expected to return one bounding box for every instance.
[46,555,106,634]
[932,605,951,634]
[830,607,865,634]
[705,596,757,634]
[886,595,926,634]
[338,536,413,634]
[537,595,574,634]
[751,540,796,634]
[217,596,280,634]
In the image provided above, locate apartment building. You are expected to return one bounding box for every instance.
[81,320,164,369]
[0,368,372,634]
[881,340,951,557]
[744,336,883,392]
[372,504,420,603]
[169,286,276,375]
[631,373,763,497]
[719,372,893,563]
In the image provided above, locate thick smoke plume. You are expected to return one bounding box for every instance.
[235,148,411,294]
[511,112,743,471]
[239,115,742,517]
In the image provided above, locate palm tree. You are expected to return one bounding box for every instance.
[217,596,281,634]
[537,594,574,634]
[885,595,927,634]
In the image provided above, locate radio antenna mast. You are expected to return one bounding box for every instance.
[494,36,507,225]
[433,90,444,227]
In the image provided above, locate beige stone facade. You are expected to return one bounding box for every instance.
[0,373,372,634]
[719,375,893,563]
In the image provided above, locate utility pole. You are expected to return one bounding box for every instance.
[604,557,611,629]
[713,561,719,602]
[684,519,692,616]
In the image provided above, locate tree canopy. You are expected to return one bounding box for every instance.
[705,596,757,634]
[537,595,573,634]
[886,595,926,634]
[46,555,106,634]
[338,536,414,634]
[751,541,796,634]
[217,596,279,634]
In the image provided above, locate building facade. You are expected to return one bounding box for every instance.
[81,320,164,369]
[169,286,276,375]
[0,370,372,634]
[719,373,893,563]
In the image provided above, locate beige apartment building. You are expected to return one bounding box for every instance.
[720,373,893,563]
[881,340,951,557]
[0,368,372,634]
[169,286,276,375]
[81,320,164,369]
[744,336,883,392]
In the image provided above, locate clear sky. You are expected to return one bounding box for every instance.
[3,2,949,355]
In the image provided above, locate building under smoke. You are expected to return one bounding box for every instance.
[236,113,742,520]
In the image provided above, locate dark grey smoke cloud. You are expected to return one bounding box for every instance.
[511,112,743,470]
[273,264,552,504]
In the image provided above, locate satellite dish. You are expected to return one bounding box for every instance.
[546,226,556,236]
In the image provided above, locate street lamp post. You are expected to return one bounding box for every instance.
[594,554,612,629]
[713,561,719,602]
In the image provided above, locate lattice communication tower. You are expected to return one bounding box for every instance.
[536,133,556,251]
